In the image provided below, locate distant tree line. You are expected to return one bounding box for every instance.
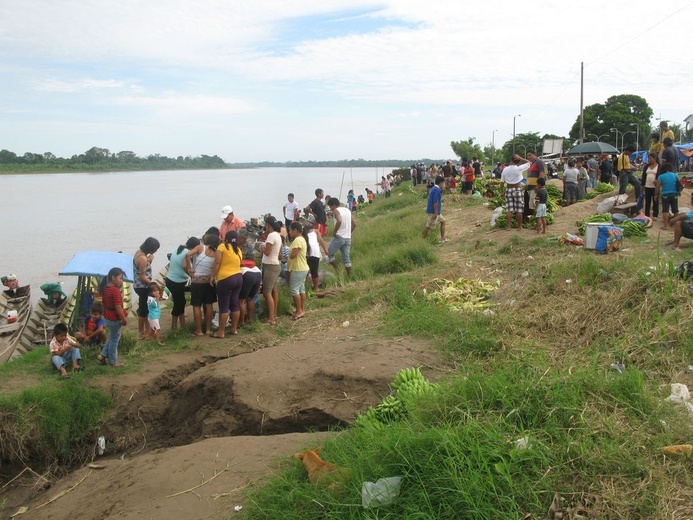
[0,146,228,172]
[227,159,448,168]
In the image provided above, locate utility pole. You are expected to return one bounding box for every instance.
[579,62,584,144]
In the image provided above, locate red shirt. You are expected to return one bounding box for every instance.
[464,166,475,182]
[102,285,123,321]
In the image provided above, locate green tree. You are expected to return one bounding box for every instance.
[450,138,484,162]
[498,132,542,162]
[569,94,653,150]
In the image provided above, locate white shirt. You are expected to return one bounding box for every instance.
[283,200,299,221]
[500,162,531,185]
[261,232,282,265]
[333,207,352,239]
[307,230,321,258]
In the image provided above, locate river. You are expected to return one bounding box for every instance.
[0,167,393,300]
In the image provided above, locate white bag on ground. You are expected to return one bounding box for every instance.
[596,194,628,214]
[490,206,504,227]
[361,476,402,509]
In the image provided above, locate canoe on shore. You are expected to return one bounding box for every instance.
[0,286,32,364]
[59,278,133,332]
[16,297,68,359]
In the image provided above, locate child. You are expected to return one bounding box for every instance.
[50,322,83,379]
[75,302,107,346]
[147,283,164,345]
[534,177,548,235]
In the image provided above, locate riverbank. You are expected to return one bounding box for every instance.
[1,182,692,519]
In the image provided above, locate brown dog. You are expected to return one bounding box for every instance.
[293,446,350,492]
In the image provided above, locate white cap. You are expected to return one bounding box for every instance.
[221,205,233,218]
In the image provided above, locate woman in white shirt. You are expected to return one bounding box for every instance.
[257,217,283,326]
[562,159,580,205]
[641,154,659,220]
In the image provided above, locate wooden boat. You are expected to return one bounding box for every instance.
[59,278,133,332]
[15,296,68,359]
[0,285,32,364]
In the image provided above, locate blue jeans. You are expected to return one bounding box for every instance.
[328,236,352,267]
[52,347,81,370]
[101,318,122,365]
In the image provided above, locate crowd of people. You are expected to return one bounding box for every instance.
[50,190,358,375]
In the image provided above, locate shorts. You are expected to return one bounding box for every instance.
[682,220,693,239]
[662,194,679,214]
[262,263,281,293]
[307,256,320,280]
[148,318,160,331]
[315,222,327,237]
[425,213,446,229]
[239,270,262,299]
[289,270,308,296]
[505,187,524,213]
[464,181,474,192]
[564,182,579,201]
[190,282,216,307]
[535,203,547,218]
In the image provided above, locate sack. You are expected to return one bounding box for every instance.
[595,225,623,254]
[677,260,693,279]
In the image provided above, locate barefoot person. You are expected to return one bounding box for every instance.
[133,237,159,339]
[422,175,447,242]
[190,234,219,336]
[500,155,531,229]
[258,217,283,326]
[327,198,356,277]
[50,323,83,379]
[288,222,310,320]
[211,231,243,337]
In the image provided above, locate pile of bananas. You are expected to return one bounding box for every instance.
[594,182,617,194]
[423,278,497,312]
[546,184,563,199]
[577,213,612,235]
[617,220,647,237]
[353,367,438,431]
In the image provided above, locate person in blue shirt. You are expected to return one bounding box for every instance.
[669,194,693,252]
[422,176,447,242]
[655,162,680,230]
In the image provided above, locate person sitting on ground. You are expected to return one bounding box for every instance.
[669,194,693,251]
[50,322,83,379]
[75,302,107,346]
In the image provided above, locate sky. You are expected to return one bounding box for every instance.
[1,0,691,162]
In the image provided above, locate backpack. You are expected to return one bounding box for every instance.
[677,260,693,279]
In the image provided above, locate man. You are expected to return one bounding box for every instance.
[500,154,531,231]
[659,121,675,143]
[586,154,599,189]
[523,150,545,216]
[307,188,327,236]
[283,193,300,229]
[661,137,679,172]
[598,155,613,184]
[669,196,693,251]
[326,198,355,277]
[472,157,483,178]
[219,206,245,239]
[422,175,447,242]
[616,145,641,199]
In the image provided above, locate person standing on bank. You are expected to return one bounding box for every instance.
[97,267,128,367]
[327,198,356,277]
[166,237,200,331]
[283,193,300,230]
[500,154,531,229]
[211,231,243,338]
[133,237,160,340]
[422,175,447,242]
[307,189,327,237]
[617,144,641,199]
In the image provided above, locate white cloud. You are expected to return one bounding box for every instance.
[116,94,255,116]
[35,78,126,93]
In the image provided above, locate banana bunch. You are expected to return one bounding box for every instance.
[391,367,425,390]
[375,395,405,422]
[353,407,387,431]
[577,213,612,235]
[618,221,647,237]
[397,378,437,406]
[546,198,561,213]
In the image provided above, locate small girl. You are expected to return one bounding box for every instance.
[147,283,164,345]
[534,177,548,235]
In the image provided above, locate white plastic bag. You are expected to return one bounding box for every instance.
[361,476,402,509]
[665,383,690,404]
[490,206,504,227]
[596,194,628,214]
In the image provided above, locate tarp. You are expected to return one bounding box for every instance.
[59,251,134,282]
[630,143,693,164]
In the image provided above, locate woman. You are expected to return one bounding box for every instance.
[576,159,588,200]
[190,234,219,336]
[463,161,475,195]
[211,231,243,337]
[288,222,310,320]
[166,237,200,331]
[641,153,660,220]
[562,159,580,205]
[257,217,283,326]
[133,237,160,339]
[97,267,127,367]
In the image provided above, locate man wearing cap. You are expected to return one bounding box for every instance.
[659,121,675,144]
[219,206,245,239]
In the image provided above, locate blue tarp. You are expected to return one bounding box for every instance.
[630,143,693,164]
[59,251,134,282]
